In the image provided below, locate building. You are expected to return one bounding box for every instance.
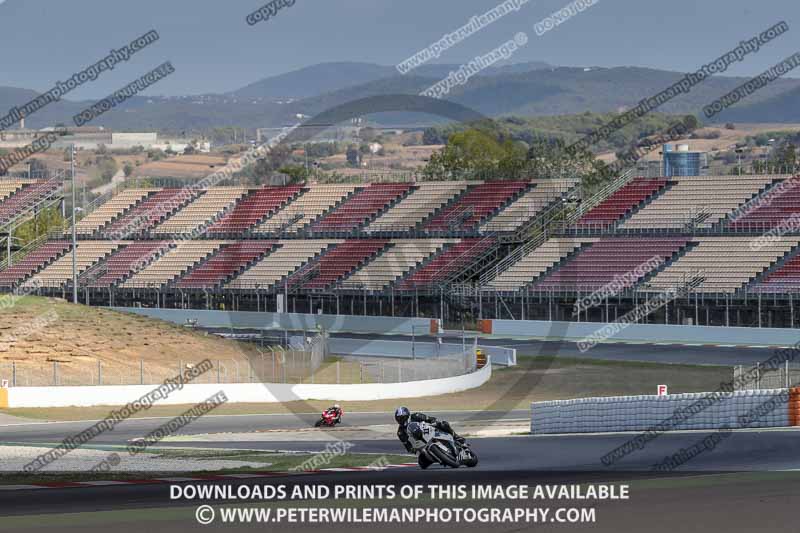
[663,144,707,177]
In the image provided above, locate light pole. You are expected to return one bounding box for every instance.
[70,144,79,304]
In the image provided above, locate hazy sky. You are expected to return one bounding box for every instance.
[1,0,799,98]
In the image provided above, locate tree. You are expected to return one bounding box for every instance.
[725,123,736,130]
[183,145,196,155]
[422,128,444,145]
[13,207,64,248]
[123,163,135,177]
[422,129,518,180]
[277,164,310,184]
[346,146,361,167]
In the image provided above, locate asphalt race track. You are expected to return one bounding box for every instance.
[0,339,796,532]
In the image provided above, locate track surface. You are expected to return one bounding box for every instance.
[0,339,794,531]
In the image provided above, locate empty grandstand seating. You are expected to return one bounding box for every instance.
[575,178,668,228]
[0,178,62,227]
[0,180,31,203]
[341,240,453,290]
[206,186,301,235]
[100,188,198,238]
[0,240,71,288]
[298,239,390,290]
[88,241,172,288]
[482,179,577,233]
[226,240,339,290]
[75,189,154,236]
[254,185,357,235]
[486,238,594,291]
[423,181,529,232]
[310,183,412,233]
[727,177,800,232]
[397,238,494,289]
[621,175,777,230]
[23,242,124,288]
[176,241,278,289]
[532,237,690,291]
[120,241,226,288]
[154,187,249,235]
[366,182,470,233]
[646,236,800,293]
[751,253,800,293]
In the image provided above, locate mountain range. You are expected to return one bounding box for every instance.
[1,61,799,133]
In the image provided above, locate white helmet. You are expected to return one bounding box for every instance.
[334,404,340,409]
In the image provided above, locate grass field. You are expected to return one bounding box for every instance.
[1,356,732,421]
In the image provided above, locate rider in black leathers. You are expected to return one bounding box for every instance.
[394,406,465,456]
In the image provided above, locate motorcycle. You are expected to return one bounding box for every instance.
[406,420,478,469]
[314,409,341,427]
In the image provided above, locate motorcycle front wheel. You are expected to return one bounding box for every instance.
[463,450,479,467]
[314,419,323,427]
[428,444,460,468]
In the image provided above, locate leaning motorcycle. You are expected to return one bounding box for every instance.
[314,410,341,427]
[406,421,478,469]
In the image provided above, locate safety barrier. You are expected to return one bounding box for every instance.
[486,319,800,346]
[0,359,491,408]
[110,307,437,335]
[531,387,800,434]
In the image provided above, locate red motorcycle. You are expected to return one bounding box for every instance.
[315,407,342,427]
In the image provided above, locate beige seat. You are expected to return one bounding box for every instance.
[343,239,454,290]
[255,185,357,234]
[23,241,127,288]
[226,240,341,289]
[487,237,595,291]
[646,236,800,293]
[482,179,578,232]
[75,189,157,236]
[153,188,249,235]
[622,175,779,229]
[366,182,472,232]
[121,241,227,288]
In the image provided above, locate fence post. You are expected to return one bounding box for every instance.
[140,359,144,385]
[53,361,57,386]
[97,360,102,386]
[787,360,790,389]
[336,361,340,384]
[11,361,16,387]
[217,360,221,384]
[756,362,761,390]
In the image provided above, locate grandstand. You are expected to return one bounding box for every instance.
[2,173,800,328]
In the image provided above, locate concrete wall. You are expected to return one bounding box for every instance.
[110,308,433,335]
[531,388,795,435]
[490,319,800,346]
[1,363,491,408]
[329,338,516,366]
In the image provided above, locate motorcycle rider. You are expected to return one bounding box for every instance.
[325,404,343,424]
[394,407,465,468]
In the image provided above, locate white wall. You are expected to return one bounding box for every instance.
[531,389,791,434]
[4,363,491,408]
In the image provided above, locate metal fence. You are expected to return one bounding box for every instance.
[733,361,800,391]
[0,332,478,387]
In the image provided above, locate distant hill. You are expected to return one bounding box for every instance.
[230,60,552,100]
[1,62,799,132]
[711,85,800,123]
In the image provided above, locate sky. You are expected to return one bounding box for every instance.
[1,0,799,98]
